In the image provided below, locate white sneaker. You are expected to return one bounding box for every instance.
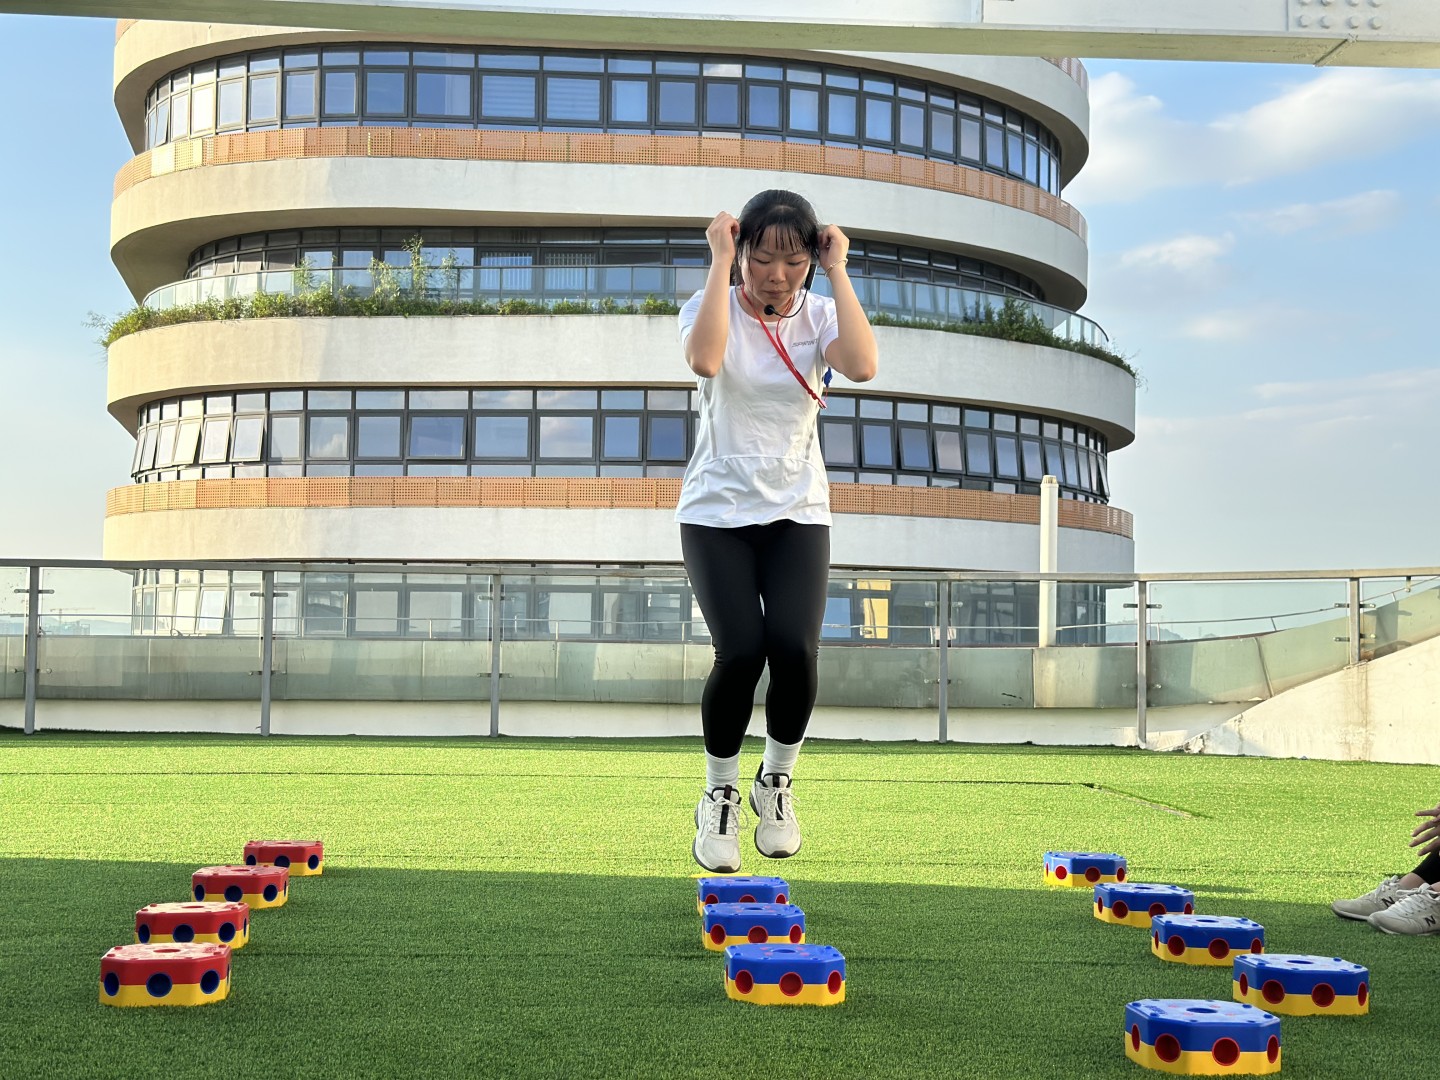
[693,786,744,873]
[1368,885,1440,935]
[750,772,802,859]
[1331,875,1410,921]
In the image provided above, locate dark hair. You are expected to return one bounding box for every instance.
[731,189,821,285]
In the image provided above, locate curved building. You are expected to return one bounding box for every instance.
[104,20,1134,641]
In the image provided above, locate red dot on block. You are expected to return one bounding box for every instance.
[1112,901,1129,919]
[1055,866,1068,880]
[735,970,753,995]
[1149,903,1166,918]
[1130,1025,1140,1052]
[1263,980,1286,1004]
[1358,982,1369,1007]
[776,893,787,904]
[1085,867,1101,883]
[1239,973,1249,995]
[1152,931,1160,948]
[1312,983,1335,1008]
[1117,867,1127,882]
[1096,897,1104,913]
[789,925,803,943]
[827,971,842,994]
[779,972,803,997]
[739,894,755,903]
[1167,936,1186,956]
[748,927,768,944]
[1267,1036,1280,1064]
[705,893,718,905]
[1250,938,1264,954]
[710,925,726,945]
[1155,1034,1181,1064]
[1212,1038,1240,1067]
[1208,939,1230,960]
[1183,903,1193,914]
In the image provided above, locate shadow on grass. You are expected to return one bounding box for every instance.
[0,859,1430,1080]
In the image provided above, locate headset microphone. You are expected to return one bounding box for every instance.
[764,299,806,319]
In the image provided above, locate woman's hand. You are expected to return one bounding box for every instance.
[817,224,850,271]
[1411,802,1440,858]
[707,211,740,264]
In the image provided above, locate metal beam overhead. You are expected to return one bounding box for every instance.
[4,0,1440,67]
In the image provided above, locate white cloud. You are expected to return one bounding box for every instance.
[1177,305,1318,342]
[1236,190,1402,235]
[1120,232,1234,275]
[1069,70,1440,205]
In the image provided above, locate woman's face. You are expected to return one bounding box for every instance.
[740,228,813,314]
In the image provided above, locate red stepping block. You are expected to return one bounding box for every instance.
[99,943,232,1007]
[244,839,324,876]
[135,901,250,950]
[192,864,289,909]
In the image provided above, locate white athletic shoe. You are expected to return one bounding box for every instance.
[1368,885,1440,935]
[693,785,744,873]
[750,772,802,859]
[1331,875,1411,921]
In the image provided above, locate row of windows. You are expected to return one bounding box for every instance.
[131,389,1110,501]
[143,46,1067,196]
[126,572,1109,646]
[185,228,1044,299]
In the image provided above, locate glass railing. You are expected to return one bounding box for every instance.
[139,267,1112,350]
[6,561,1438,747]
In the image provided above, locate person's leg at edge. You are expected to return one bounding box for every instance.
[682,524,768,872]
[749,521,830,858]
[1367,849,1440,934]
[1332,850,1440,921]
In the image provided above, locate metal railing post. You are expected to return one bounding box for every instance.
[489,573,502,737]
[22,565,42,735]
[1347,577,1362,667]
[937,579,950,743]
[259,570,274,737]
[1134,579,1149,750]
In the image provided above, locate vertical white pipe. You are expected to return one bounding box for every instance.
[1039,476,1059,648]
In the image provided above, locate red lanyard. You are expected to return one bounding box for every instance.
[740,286,826,409]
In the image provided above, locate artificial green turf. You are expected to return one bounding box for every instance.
[0,731,1435,1079]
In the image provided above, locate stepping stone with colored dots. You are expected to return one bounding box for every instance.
[1094,883,1194,927]
[1152,915,1264,966]
[1125,999,1280,1075]
[1233,954,1370,1016]
[99,943,232,1008]
[696,875,789,914]
[724,944,845,1006]
[192,865,289,909]
[244,839,324,876]
[1044,851,1126,886]
[703,903,805,951]
[135,901,250,950]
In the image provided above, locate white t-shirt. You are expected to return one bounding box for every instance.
[676,287,842,527]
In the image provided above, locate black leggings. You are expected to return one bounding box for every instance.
[1413,851,1440,884]
[681,521,830,758]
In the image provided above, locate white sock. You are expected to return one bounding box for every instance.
[761,736,803,781]
[705,751,741,793]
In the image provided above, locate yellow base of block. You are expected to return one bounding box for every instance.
[1125,1040,1280,1075]
[1045,868,1120,887]
[1095,907,1158,928]
[724,975,844,1006]
[100,976,231,1008]
[1233,980,1368,1016]
[140,928,248,950]
[237,890,286,910]
[703,932,804,952]
[1153,939,1256,966]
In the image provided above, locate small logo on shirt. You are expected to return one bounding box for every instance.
[792,338,818,347]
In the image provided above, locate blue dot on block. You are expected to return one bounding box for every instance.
[193,885,205,901]
[263,884,278,901]
[146,973,171,998]
[275,855,290,867]
[245,854,256,865]
[224,885,243,903]
[103,973,120,996]
[218,921,235,942]
[200,970,220,995]
[307,854,319,869]
[172,924,194,943]
[243,919,249,934]
[137,924,150,944]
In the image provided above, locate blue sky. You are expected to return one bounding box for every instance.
[1,15,1437,572]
